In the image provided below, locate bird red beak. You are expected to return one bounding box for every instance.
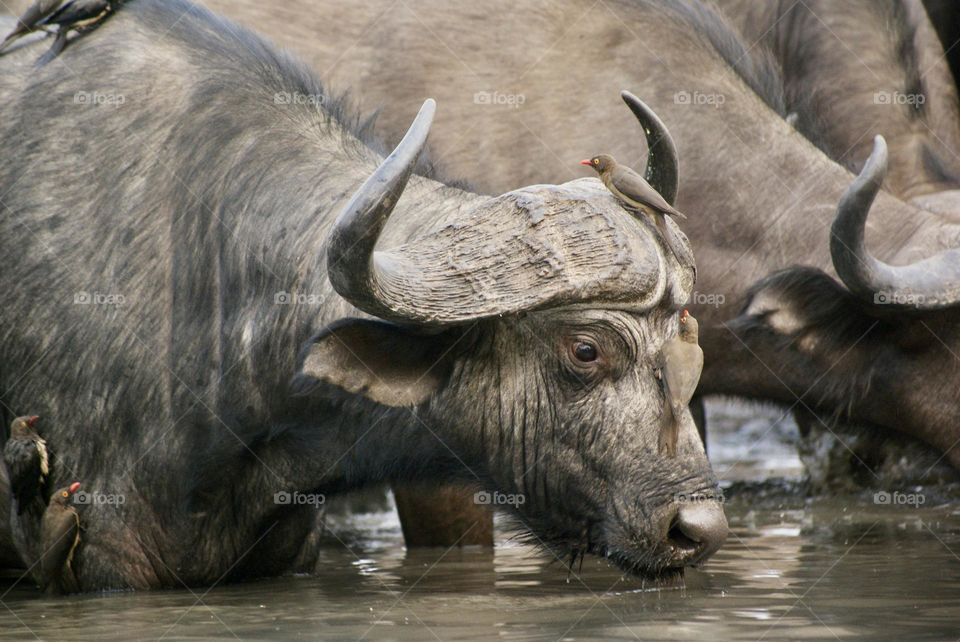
[68,482,81,494]
[26,415,39,428]
[579,159,592,166]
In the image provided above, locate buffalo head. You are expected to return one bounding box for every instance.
[293,94,727,575]
[727,136,960,470]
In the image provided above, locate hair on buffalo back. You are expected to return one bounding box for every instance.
[645,0,787,115]
[758,0,956,170]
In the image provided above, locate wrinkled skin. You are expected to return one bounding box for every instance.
[196,0,960,468]
[0,0,723,589]
[411,308,722,573]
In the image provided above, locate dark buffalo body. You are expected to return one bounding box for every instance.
[0,0,724,589]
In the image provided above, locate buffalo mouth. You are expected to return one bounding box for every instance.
[600,540,706,579]
[504,487,728,578]
[545,538,694,581]
[537,526,711,581]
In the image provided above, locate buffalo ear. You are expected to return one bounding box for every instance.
[291,318,455,407]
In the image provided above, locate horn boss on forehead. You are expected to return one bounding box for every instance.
[327,99,694,325]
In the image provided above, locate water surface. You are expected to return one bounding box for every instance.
[2,403,958,640]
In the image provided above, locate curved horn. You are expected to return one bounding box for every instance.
[329,98,678,327]
[831,135,960,309]
[621,90,679,205]
[326,99,436,323]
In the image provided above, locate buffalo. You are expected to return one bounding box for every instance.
[703,0,960,480]
[199,0,960,472]
[0,0,725,590]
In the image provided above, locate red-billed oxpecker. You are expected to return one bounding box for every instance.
[0,0,118,63]
[3,415,49,514]
[580,153,690,268]
[658,310,703,457]
[40,481,82,594]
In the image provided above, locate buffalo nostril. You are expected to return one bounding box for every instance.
[667,501,728,565]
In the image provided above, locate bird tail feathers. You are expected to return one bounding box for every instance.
[659,401,679,457]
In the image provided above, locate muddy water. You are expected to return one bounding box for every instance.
[2,403,959,640]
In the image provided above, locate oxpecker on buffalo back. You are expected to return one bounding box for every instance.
[3,415,50,515]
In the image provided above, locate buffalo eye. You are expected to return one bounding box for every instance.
[573,341,598,362]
